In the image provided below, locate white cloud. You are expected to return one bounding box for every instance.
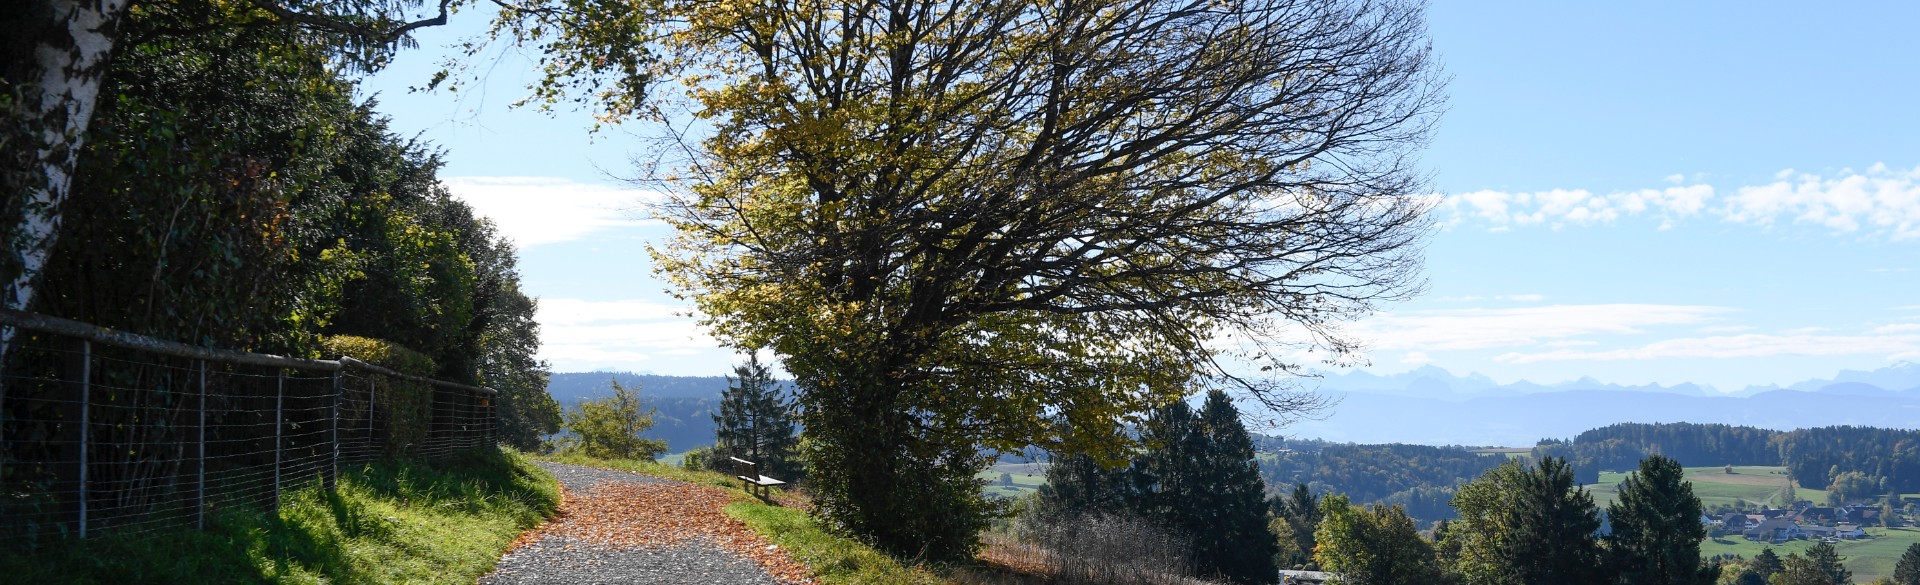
[534,298,727,370]
[1355,304,1728,352]
[1495,333,1920,363]
[1440,184,1713,228]
[443,176,663,246]
[1872,323,1920,334]
[1721,164,1920,238]
[1441,164,1920,239]
[1399,351,1432,365]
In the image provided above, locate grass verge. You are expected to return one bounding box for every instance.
[0,447,560,584]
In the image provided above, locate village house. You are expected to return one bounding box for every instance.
[1744,518,1801,543]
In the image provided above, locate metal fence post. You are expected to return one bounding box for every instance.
[367,376,375,457]
[329,370,340,492]
[273,369,283,513]
[77,340,90,539]
[197,360,206,531]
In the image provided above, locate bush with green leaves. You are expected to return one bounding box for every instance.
[557,379,668,461]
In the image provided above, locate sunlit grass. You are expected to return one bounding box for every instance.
[0,448,559,584]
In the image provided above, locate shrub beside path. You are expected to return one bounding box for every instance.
[481,461,818,585]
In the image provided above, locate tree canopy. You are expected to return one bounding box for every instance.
[1313,495,1445,585]
[487,0,1442,559]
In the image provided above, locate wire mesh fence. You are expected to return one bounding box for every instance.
[0,309,498,546]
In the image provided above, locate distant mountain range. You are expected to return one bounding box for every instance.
[1305,361,1920,399]
[1265,362,1920,446]
[546,363,1920,451]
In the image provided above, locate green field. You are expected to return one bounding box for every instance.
[1588,465,1797,511]
[979,462,1048,497]
[1585,465,1911,580]
[1697,526,1920,581]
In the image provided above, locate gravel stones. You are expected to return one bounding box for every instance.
[483,461,815,585]
[481,539,783,585]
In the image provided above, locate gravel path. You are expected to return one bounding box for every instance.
[481,461,812,585]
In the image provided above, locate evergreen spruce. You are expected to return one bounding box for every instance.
[713,354,801,479]
[1754,547,1784,578]
[1895,542,1920,585]
[1273,483,1322,569]
[1774,543,1851,585]
[1804,541,1851,584]
[1510,456,1606,585]
[1134,399,1202,522]
[1108,392,1278,584]
[1037,452,1129,518]
[1190,390,1280,584]
[1607,455,1711,585]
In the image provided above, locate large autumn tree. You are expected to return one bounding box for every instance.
[490,0,1441,558]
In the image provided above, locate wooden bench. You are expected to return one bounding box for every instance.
[730,456,786,501]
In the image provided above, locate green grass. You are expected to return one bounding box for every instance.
[1588,465,1798,510]
[0,448,561,584]
[1700,526,1920,581]
[728,502,945,585]
[976,466,1046,497]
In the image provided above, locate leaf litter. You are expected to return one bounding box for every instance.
[505,479,818,584]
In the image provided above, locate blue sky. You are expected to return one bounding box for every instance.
[355,1,1920,391]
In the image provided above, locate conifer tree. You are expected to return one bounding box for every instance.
[1509,456,1606,585]
[713,354,801,479]
[1279,482,1324,568]
[1190,390,1280,584]
[1037,452,1130,518]
[1895,542,1920,585]
[1754,547,1785,578]
[1119,392,1277,584]
[1774,542,1851,585]
[1134,399,1202,522]
[1607,455,1712,584]
[1448,458,1602,584]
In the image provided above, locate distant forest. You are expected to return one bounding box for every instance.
[1254,438,1506,521]
[544,374,1920,521]
[1260,422,1920,523]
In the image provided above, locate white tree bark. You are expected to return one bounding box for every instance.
[9,0,131,313]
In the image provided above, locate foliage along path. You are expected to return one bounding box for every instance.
[481,461,816,585]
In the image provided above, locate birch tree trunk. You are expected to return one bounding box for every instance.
[3,0,131,315]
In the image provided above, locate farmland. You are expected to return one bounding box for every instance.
[979,462,1047,498]
[1587,465,1797,510]
[1696,526,1920,581]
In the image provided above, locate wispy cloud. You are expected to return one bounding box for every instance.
[534,298,728,371]
[1355,304,1729,352]
[1433,294,1547,302]
[444,176,662,246]
[1440,185,1714,229]
[1440,163,1920,239]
